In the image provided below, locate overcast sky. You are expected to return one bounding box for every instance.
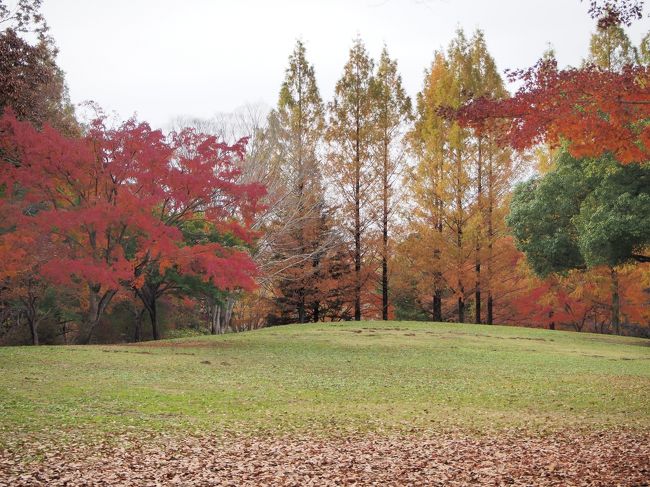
[42,0,648,129]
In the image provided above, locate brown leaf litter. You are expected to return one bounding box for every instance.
[0,430,648,486]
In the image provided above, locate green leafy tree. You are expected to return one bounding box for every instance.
[507,150,650,333]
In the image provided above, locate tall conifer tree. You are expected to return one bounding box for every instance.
[371,47,412,320]
[587,24,635,70]
[270,40,327,323]
[408,29,510,324]
[466,31,509,324]
[326,38,375,321]
[408,51,451,322]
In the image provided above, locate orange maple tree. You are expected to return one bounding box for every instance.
[451,60,650,164]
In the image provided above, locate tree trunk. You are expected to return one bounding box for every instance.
[294,79,308,326]
[78,286,116,344]
[354,222,361,321]
[433,183,443,323]
[475,256,481,324]
[28,318,38,346]
[210,304,219,335]
[575,313,587,332]
[29,321,39,345]
[433,289,442,322]
[475,137,482,324]
[81,291,101,345]
[24,295,39,346]
[457,225,464,323]
[455,147,465,324]
[354,112,362,322]
[354,183,361,321]
[486,146,494,325]
[487,294,493,326]
[136,282,161,340]
[382,136,389,321]
[223,296,235,333]
[147,297,159,340]
[134,308,145,342]
[216,305,222,334]
[297,289,306,324]
[611,267,620,335]
[382,256,388,320]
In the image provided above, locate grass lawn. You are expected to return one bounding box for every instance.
[1,321,649,445]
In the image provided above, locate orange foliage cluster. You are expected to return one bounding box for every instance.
[454,61,650,164]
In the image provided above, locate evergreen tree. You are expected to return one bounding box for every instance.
[507,150,650,334]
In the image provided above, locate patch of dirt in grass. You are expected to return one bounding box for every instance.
[443,331,554,343]
[1,430,648,486]
[101,349,153,355]
[361,327,404,332]
[584,336,650,348]
[507,336,551,342]
[132,340,234,349]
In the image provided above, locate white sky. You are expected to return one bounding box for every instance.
[42,0,649,129]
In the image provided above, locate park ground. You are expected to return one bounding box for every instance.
[0,321,648,485]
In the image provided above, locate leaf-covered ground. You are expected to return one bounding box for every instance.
[1,431,648,486]
[1,322,649,484]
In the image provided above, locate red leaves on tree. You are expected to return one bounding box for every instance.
[452,60,650,164]
[0,110,264,326]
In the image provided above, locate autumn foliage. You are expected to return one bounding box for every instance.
[452,61,650,164]
[1,1,649,344]
[0,110,263,343]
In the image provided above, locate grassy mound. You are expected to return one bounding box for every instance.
[1,321,648,443]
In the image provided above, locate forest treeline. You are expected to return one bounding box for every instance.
[0,0,648,344]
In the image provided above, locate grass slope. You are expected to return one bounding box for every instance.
[1,321,649,445]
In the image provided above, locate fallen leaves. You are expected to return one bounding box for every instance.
[1,430,648,486]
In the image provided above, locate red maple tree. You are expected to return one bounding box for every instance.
[0,110,264,343]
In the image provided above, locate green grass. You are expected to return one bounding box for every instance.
[1,321,649,445]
